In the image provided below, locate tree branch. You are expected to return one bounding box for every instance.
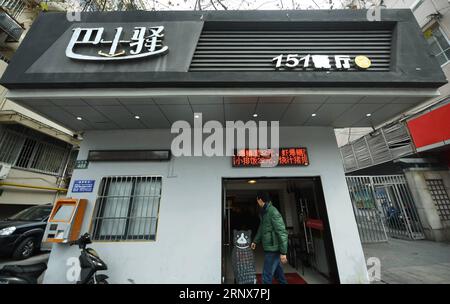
[210,0,218,10]
[216,0,228,10]
[310,0,321,9]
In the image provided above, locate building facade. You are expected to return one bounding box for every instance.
[336,0,450,146]
[0,9,446,283]
[385,0,449,115]
[0,1,78,217]
[340,1,450,243]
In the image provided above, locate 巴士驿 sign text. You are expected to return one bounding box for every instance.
[66,26,168,61]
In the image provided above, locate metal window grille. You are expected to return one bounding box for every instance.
[426,26,450,66]
[91,176,162,241]
[0,0,25,19]
[340,122,414,173]
[0,125,69,175]
[64,149,79,177]
[426,179,450,221]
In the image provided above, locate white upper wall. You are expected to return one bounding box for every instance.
[43,126,369,284]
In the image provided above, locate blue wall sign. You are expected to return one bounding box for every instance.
[72,180,95,193]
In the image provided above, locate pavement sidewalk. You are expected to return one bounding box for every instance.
[363,238,450,284]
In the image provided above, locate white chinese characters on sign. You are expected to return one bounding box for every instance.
[66,26,169,61]
[272,54,369,70]
[312,55,333,69]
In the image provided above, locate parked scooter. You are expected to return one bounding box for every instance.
[0,233,108,284]
[0,263,47,284]
[386,206,406,230]
[69,232,109,284]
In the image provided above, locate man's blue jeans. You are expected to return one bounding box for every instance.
[262,251,287,284]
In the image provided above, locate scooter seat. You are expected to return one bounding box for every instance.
[0,263,47,278]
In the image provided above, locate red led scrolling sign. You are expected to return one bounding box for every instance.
[232,148,309,167]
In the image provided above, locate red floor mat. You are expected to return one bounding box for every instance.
[256,273,307,284]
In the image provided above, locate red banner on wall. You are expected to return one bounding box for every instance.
[407,103,450,150]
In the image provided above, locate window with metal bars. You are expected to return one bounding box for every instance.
[426,179,450,221]
[91,176,162,241]
[0,0,25,19]
[0,125,70,175]
[426,26,450,66]
[339,122,414,173]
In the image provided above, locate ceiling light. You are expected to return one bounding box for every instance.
[76,117,82,120]
[366,113,372,117]
[248,180,257,184]
[253,113,258,118]
[134,115,140,120]
[311,113,317,117]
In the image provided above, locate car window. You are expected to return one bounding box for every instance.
[8,206,52,221]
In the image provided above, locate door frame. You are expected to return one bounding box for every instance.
[220,176,340,284]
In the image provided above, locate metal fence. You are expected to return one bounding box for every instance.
[346,175,425,243]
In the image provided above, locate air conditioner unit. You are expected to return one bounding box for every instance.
[0,162,12,180]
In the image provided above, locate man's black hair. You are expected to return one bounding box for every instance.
[256,191,271,203]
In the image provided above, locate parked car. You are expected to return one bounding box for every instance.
[0,204,53,260]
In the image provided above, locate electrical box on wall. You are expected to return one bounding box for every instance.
[43,198,87,243]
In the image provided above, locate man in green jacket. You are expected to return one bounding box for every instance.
[251,191,288,284]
